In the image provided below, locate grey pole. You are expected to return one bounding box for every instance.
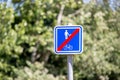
[67,55,73,80]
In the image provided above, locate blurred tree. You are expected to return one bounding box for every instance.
[0,0,119,80]
[61,1,120,80]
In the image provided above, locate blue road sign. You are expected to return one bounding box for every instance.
[54,25,83,54]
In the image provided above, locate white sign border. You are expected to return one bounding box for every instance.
[54,25,83,55]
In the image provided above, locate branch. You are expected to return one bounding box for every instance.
[31,41,39,63]
[57,5,65,25]
[68,9,81,17]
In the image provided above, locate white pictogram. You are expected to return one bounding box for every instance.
[64,30,70,39]
[64,30,73,50]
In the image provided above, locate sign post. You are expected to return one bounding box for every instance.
[67,55,73,80]
[54,25,83,80]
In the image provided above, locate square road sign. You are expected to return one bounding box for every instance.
[54,25,83,54]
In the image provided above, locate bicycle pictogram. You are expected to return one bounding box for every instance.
[64,44,73,50]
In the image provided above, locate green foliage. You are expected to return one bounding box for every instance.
[61,2,120,80]
[13,61,65,80]
[0,4,17,79]
[0,0,120,80]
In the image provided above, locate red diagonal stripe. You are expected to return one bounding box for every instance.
[57,28,80,51]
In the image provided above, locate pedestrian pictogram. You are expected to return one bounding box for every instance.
[54,25,83,54]
[65,30,70,39]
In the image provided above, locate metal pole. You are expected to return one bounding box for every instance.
[67,55,73,80]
